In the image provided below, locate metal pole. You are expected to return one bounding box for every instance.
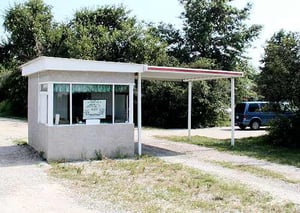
[138,73,142,155]
[188,81,192,140]
[231,78,235,146]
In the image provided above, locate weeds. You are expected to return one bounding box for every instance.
[94,149,103,160]
[12,138,27,146]
[49,157,299,212]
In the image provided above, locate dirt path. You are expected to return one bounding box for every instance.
[0,118,116,213]
[141,128,300,205]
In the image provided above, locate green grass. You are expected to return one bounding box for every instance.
[12,138,28,146]
[209,160,300,184]
[157,135,300,168]
[49,156,298,212]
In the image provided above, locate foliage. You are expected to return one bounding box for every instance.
[180,0,262,70]
[148,22,188,64]
[234,60,261,103]
[57,6,171,65]
[267,114,300,148]
[3,0,53,61]
[258,30,300,107]
[258,30,300,147]
[142,81,188,128]
[0,0,53,116]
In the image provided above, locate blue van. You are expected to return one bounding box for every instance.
[235,101,293,130]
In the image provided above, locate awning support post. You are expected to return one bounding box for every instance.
[188,81,192,140]
[231,78,235,146]
[138,72,142,155]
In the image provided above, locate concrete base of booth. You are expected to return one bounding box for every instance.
[29,123,134,161]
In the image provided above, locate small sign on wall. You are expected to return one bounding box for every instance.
[83,100,106,119]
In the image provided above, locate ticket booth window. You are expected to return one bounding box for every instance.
[53,84,70,125]
[72,84,112,124]
[115,85,129,123]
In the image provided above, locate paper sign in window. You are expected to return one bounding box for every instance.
[83,100,106,119]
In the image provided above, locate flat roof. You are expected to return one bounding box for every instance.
[21,56,243,81]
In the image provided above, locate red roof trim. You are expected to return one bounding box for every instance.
[147,66,243,77]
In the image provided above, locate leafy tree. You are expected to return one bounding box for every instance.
[258,30,300,147]
[61,6,171,65]
[234,60,260,103]
[0,0,53,116]
[258,30,300,106]
[148,22,188,64]
[180,0,262,69]
[3,0,53,61]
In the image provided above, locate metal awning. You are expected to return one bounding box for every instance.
[142,65,243,81]
[136,65,242,155]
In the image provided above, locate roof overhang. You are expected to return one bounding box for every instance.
[143,66,243,81]
[21,56,243,81]
[21,56,147,76]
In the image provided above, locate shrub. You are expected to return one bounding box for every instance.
[268,113,300,148]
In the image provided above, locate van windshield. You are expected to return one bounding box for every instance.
[235,103,245,113]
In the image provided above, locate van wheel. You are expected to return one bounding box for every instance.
[250,120,260,130]
[239,125,246,130]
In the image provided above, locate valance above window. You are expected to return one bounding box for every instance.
[54,84,70,93]
[72,84,112,93]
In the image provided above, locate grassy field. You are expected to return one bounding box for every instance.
[157,135,300,168]
[49,157,298,212]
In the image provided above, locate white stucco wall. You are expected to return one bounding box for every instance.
[28,74,49,156]
[47,124,134,160]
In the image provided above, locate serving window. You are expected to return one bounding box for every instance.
[38,83,133,126]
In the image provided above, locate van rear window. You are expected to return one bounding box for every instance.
[235,103,245,113]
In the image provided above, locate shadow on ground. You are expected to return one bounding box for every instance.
[135,142,183,157]
[0,144,43,167]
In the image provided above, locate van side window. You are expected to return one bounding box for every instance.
[248,103,259,112]
[260,103,269,112]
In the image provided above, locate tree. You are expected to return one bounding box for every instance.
[258,30,300,106]
[234,60,260,103]
[60,6,171,65]
[258,30,300,147]
[0,0,53,116]
[180,0,262,70]
[3,0,53,61]
[148,22,188,64]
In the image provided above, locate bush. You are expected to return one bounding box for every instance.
[0,100,13,116]
[268,113,300,148]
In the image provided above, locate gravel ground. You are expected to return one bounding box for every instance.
[0,118,116,213]
[140,128,300,205]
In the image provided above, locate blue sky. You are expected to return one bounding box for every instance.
[1,0,300,68]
